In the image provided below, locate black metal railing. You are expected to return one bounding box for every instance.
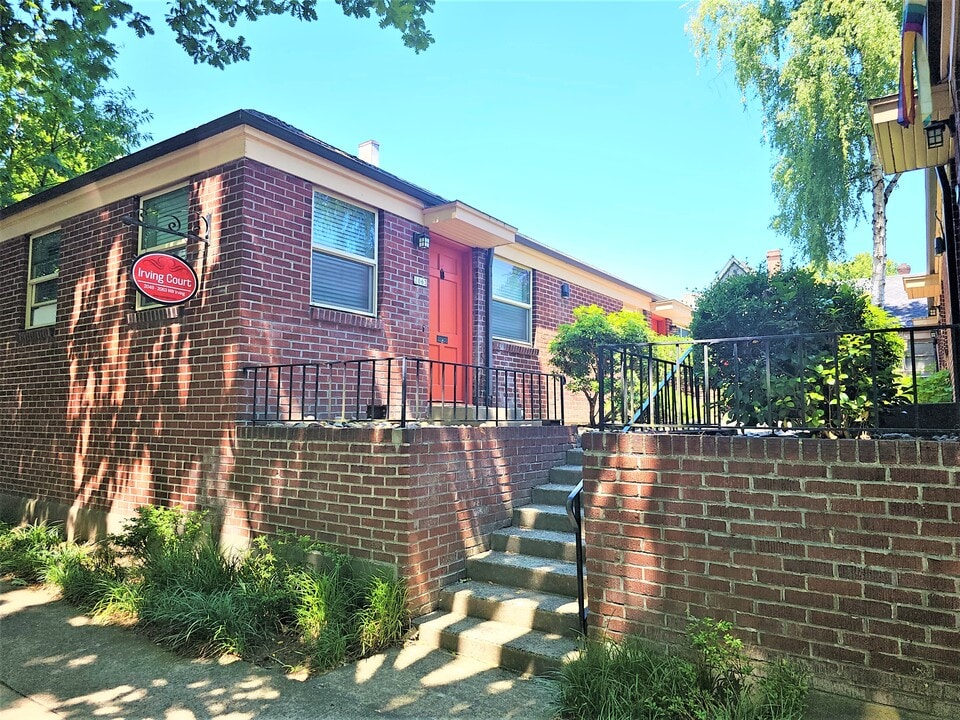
[599,324,959,434]
[565,480,587,636]
[242,356,566,427]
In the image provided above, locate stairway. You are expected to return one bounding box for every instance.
[413,446,585,676]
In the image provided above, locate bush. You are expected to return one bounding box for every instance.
[549,305,652,426]
[556,618,808,720]
[906,369,954,404]
[691,268,905,433]
[0,509,410,673]
[0,522,63,583]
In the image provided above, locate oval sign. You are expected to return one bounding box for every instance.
[131,251,199,305]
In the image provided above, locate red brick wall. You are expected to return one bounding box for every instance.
[581,432,960,717]
[0,158,435,533]
[232,424,576,612]
[0,163,248,535]
[237,159,430,370]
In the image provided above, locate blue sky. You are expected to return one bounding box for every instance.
[109,0,925,301]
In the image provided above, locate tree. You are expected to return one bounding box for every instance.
[691,268,904,433]
[688,0,902,306]
[815,252,897,282]
[1,0,434,205]
[1,33,151,206]
[548,305,651,426]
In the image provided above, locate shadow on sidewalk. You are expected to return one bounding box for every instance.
[0,582,557,720]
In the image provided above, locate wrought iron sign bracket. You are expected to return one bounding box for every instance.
[121,213,212,245]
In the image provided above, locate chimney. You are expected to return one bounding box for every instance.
[897,263,911,275]
[766,248,782,276]
[358,140,380,167]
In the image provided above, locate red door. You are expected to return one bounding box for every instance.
[429,241,471,401]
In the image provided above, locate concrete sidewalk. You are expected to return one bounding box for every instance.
[0,582,557,720]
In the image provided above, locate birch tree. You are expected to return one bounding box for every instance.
[688,0,901,305]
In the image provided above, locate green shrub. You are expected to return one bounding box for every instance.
[0,522,63,583]
[1,510,411,672]
[556,618,808,720]
[356,575,408,653]
[549,305,652,426]
[137,586,265,657]
[691,268,905,434]
[906,370,955,404]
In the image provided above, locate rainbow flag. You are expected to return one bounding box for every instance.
[898,0,933,128]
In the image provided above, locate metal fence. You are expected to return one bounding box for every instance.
[242,356,565,427]
[599,324,959,434]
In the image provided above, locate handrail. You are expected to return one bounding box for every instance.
[565,479,587,636]
[623,343,698,432]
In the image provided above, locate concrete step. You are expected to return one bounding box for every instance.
[439,580,581,637]
[513,504,575,533]
[428,405,522,422]
[532,482,578,507]
[549,465,582,485]
[413,611,580,677]
[566,447,584,466]
[490,526,578,562]
[466,550,580,598]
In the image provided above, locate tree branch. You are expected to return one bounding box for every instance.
[883,172,902,205]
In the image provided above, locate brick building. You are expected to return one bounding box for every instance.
[0,109,688,544]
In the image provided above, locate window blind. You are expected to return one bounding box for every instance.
[312,251,374,313]
[313,192,375,259]
[142,187,189,251]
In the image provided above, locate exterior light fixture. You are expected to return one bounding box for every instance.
[935,236,946,255]
[560,283,571,298]
[925,116,955,149]
[926,124,945,148]
[929,304,941,317]
[413,231,430,249]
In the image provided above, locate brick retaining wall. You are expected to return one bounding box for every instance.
[581,432,960,717]
[225,424,576,612]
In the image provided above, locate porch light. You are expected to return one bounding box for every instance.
[560,283,571,298]
[925,117,955,149]
[414,231,430,249]
[926,124,945,148]
[929,304,941,317]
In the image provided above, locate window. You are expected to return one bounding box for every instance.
[311,190,377,315]
[491,257,532,344]
[137,186,189,309]
[27,230,60,327]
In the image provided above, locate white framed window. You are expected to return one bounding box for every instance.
[311,190,377,315]
[26,229,60,328]
[491,257,532,344]
[136,185,189,310]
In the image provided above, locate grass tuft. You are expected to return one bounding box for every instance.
[556,618,808,720]
[0,511,411,672]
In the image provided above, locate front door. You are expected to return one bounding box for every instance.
[428,240,471,401]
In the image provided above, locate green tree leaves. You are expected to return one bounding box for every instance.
[691,267,905,432]
[1,0,435,205]
[688,0,900,268]
[548,305,651,426]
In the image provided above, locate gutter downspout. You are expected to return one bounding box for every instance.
[936,164,960,397]
[485,248,494,402]
[937,166,960,322]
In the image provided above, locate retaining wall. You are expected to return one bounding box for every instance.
[581,432,960,717]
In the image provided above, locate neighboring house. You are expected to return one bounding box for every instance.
[714,255,752,283]
[868,0,959,385]
[0,109,689,538]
